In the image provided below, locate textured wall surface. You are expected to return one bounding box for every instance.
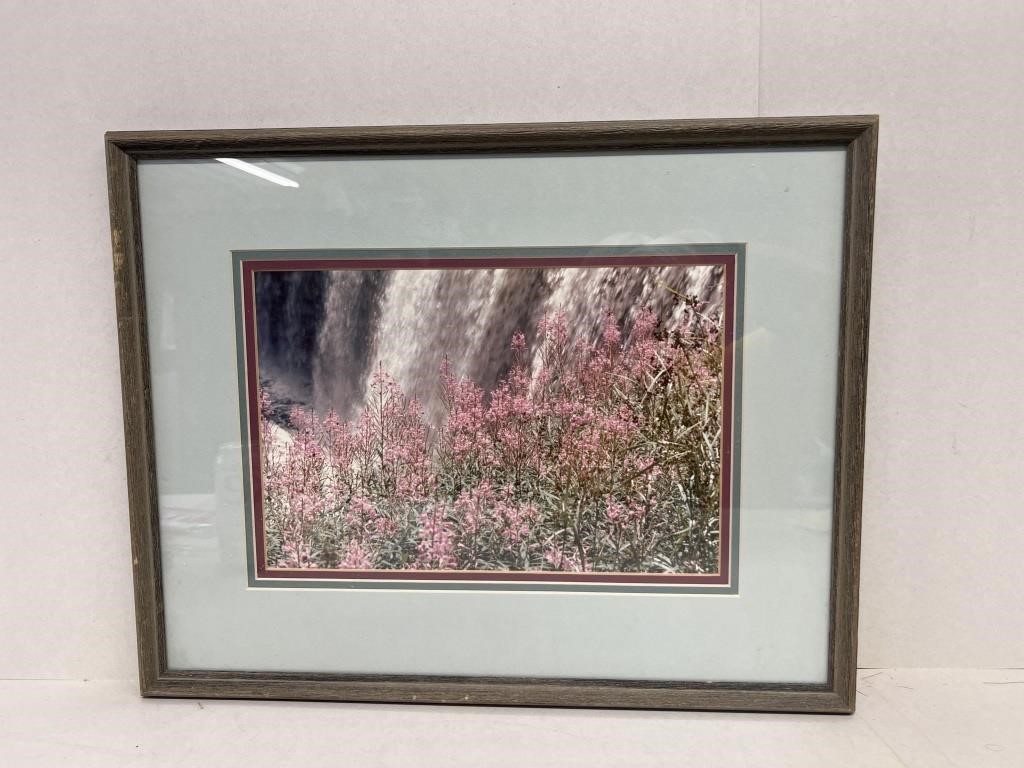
[1,0,1022,682]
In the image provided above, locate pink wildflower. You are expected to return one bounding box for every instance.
[543,545,582,572]
[259,288,725,576]
[494,499,538,546]
[415,504,457,569]
[340,540,373,569]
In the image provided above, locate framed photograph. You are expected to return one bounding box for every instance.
[106,116,877,712]
[240,246,740,591]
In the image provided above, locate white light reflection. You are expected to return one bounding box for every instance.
[216,158,299,188]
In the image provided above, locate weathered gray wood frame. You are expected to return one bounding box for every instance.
[106,116,877,713]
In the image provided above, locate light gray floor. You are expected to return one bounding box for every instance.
[1,669,1020,766]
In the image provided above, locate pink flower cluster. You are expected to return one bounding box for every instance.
[260,297,724,574]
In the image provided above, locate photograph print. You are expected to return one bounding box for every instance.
[237,247,740,587]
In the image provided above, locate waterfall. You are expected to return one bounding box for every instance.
[257,261,724,429]
[311,270,388,419]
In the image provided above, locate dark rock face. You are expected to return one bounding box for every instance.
[254,270,327,406]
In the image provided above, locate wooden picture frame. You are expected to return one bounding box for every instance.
[106,116,877,713]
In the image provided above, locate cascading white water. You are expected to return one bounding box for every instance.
[306,264,723,428]
[311,269,388,419]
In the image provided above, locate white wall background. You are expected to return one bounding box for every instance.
[1,0,1022,685]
